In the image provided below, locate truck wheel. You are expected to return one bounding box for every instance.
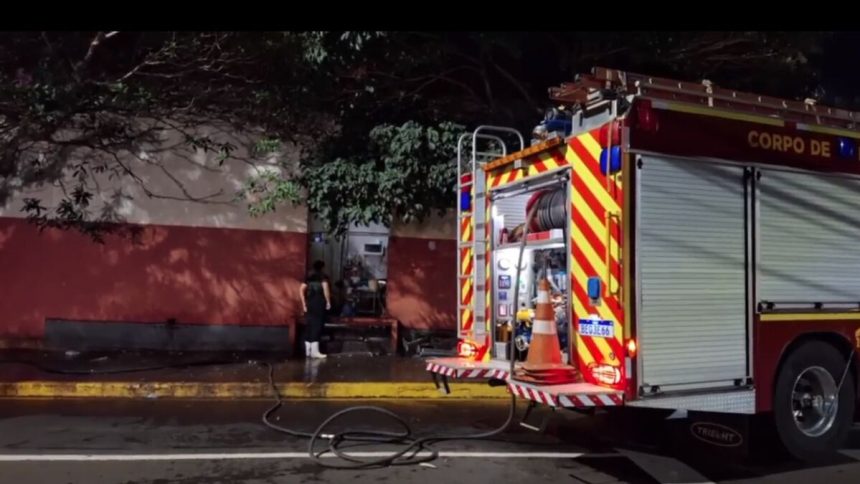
[773,341,855,462]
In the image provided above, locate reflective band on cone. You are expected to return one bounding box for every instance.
[532,320,554,334]
[514,277,578,385]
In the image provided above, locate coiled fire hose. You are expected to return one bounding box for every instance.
[527,188,566,232]
[260,200,545,470]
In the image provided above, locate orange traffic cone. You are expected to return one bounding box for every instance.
[514,277,578,385]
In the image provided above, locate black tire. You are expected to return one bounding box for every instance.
[773,340,855,462]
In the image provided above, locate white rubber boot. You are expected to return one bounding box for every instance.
[304,342,312,358]
[310,342,327,359]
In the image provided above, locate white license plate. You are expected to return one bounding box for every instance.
[578,319,614,338]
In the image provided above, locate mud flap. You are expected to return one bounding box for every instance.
[673,411,751,460]
[604,408,752,461]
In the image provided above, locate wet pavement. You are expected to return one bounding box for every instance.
[0,398,858,483]
[0,350,430,383]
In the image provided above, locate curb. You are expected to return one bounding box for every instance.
[0,381,508,400]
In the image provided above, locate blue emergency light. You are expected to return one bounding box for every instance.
[600,146,622,175]
[460,191,471,211]
[587,277,602,300]
[837,137,857,160]
[544,119,573,136]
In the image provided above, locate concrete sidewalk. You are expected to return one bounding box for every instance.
[0,350,504,400]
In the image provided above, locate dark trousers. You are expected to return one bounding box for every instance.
[305,306,326,343]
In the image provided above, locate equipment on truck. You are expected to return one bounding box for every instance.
[427,66,860,463]
[514,277,578,384]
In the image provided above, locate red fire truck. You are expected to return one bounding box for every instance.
[427,67,860,461]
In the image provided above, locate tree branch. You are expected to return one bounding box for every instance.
[75,32,107,77]
[491,60,539,112]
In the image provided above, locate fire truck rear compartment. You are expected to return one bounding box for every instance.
[489,176,570,364]
[428,172,617,409]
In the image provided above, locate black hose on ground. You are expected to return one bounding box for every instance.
[260,201,544,470]
[261,361,517,469]
[5,352,512,469]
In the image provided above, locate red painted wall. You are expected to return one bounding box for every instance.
[386,236,456,331]
[0,218,307,340]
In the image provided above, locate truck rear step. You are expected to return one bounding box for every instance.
[626,388,755,414]
[507,380,624,408]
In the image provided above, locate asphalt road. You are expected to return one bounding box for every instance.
[0,399,858,483]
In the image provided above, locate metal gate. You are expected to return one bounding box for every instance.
[637,156,750,392]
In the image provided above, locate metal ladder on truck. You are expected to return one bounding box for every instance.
[456,127,524,360]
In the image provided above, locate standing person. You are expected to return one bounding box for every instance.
[300,260,331,359]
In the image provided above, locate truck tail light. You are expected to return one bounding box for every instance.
[589,363,622,386]
[626,338,637,358]
[458,340,478,359]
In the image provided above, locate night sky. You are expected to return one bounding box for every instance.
[818,32,860,108]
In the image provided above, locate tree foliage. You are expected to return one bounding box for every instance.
[0,31,837,239]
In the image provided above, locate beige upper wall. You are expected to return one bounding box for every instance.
[0,120,308,233]
[391,211,457,240]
